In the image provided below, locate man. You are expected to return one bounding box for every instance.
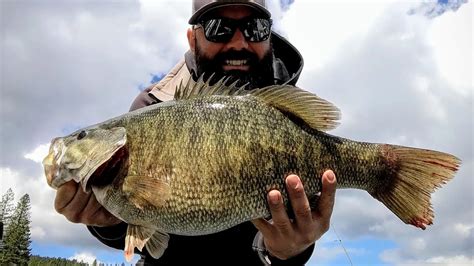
[53,1,337,265]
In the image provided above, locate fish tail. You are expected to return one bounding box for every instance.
[371,145,460,229]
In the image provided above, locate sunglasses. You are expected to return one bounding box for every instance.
[196,17,272,43]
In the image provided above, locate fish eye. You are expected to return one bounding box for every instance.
[77,130,87,140]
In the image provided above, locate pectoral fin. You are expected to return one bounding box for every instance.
[123,175,171,209]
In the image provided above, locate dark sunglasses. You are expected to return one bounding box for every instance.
[196,17,272,43]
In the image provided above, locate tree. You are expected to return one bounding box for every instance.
[0,193,32,265]
[0,188,15,241]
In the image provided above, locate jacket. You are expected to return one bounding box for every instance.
[88,32,314,265]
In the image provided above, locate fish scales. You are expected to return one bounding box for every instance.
[43,80,460,260]
[107,96,323,233]
[94,96,387,233]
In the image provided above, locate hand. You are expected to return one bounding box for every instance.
[54,180,121,227]
[252,170,337,260]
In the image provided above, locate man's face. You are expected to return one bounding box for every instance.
[188,6,274,89]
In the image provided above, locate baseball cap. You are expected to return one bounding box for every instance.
[189,0,271,24]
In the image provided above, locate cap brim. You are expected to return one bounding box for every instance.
[189,2,270,24]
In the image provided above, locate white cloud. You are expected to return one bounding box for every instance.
[281,1,403,72]
[1,168,21,200]
[24,143,50,164]
[427,1,472,95]
[69,252,98,265]
[426,256,474,265]
[381,251,474,266]
[454,223,474,238]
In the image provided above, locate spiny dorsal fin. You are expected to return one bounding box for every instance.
[175,75,340,131]
[174,75,246,100]
[250,85,341,131]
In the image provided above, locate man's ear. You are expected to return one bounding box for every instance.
[187,28,196,54]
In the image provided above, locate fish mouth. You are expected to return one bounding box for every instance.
[43,138,128,190]
[43,138,64,188]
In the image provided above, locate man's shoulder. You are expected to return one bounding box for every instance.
[129,85,159,111]
[147,59,189,103]
[130,59,190,111]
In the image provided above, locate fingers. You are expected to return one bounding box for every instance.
[251,218,272,236]
[55,181,92,222]
[54,181,82,213]
[267,190,293,235]
[313,170,336,222]
[88,205,121,226]
[286,175,313,229]
[54,180,121,226]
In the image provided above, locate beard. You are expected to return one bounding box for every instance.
[194,42,275,90]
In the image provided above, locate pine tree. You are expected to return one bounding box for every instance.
[0,188,15,241]
[0,193,32,265]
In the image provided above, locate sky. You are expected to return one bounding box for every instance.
[1,0,472,265]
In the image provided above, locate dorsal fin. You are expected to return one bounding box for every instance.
[250,85,341,131]
[174,74,245,100]
[174,75,340,131]
[174,75,246,101]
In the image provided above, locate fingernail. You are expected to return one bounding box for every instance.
[269,190,280,205]
[326,170,335,182]
[286,175,300,189]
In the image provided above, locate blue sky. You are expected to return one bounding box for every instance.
[1,0,472,265]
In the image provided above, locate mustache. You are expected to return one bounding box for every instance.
[213,49,259,64]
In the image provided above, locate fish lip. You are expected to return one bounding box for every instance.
[43,138,63,188]
[43,160,57,187]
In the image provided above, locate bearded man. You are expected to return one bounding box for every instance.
[53,1,337,265]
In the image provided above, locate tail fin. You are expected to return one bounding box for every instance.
[372,145,460,229]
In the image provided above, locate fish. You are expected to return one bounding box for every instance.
[43,78,460,261]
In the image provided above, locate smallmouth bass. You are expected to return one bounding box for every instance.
[43,79,460,260]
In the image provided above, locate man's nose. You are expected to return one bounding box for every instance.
[226,28,249,50]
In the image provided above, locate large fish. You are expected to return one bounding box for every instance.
[43,78,460,261]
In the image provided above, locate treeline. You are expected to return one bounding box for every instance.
[29,256,131,265]
[29,255,89,265]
